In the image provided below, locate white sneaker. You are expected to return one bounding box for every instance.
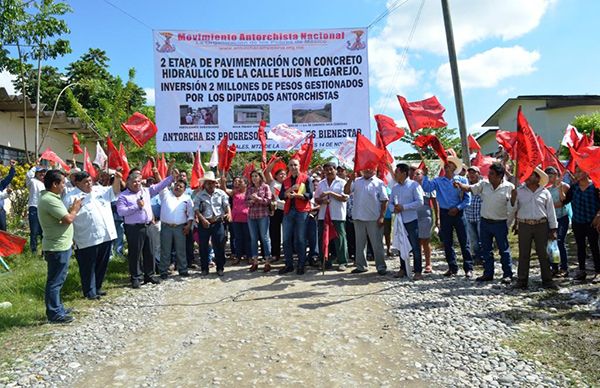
[337,264,347,272]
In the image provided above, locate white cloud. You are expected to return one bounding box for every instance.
[378,0,554,55]
[143,87,155,105]
[368,37,423,97]
[0,71,17,95]
[435,46,540,91]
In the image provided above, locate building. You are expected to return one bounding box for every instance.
[0,87,97,164]
[476,95,600,155]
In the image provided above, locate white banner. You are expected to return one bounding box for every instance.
[153,28,370,152]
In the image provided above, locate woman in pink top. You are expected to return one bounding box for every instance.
[221,175,250,265]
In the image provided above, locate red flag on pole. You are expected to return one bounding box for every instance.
[217,134,229,172]
[83,147,97,181]
[242,162,255,181]
[106,137,121,170]
[292,134,314,172]
[190,149,205,189]
[467,134,481,151]
[496,130,518,159]
[397,95,448,133]
[516,106,543,183]
[121,112,158,147]
[39,148,71,172]
[537,135,566,175]
[156,153,168,179]
[354,132,386,173]
[374,114,405,145]
[258,120,267,165]
[0,230,26,257]
[224,144,236,173]
[471,151,496,177]
[118,143,130,180]
[414,134,448,163]
[140,159,154,179]
[321,205,338,260]
[72,132,83,155]
[375,131,393,184]
[569,145,600,186]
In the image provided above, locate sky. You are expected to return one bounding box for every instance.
[2,0,599,157]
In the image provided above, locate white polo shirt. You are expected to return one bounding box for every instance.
[350,176,389,221]
[315,177,347,221]
[159,189,194,225]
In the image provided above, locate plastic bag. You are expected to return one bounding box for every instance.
[547,240,560,264]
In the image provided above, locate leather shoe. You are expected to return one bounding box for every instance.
[296,267,305,275]
[351,268,368,274]
[144,276,161,285]
[413,273,424,281]
[249,263,259,272]
[49,315,74,324]
[132,279,141,289]
[393,269,406,278]
[263,263,272,272]
[179,272,190,277]
[443,270,457,277]
[97,290,107,296]
[200,269,209,276]
[278,266,294,275]
[217,269,224,277]
[160,273,169,280]
[377,269,387,276]
[541,281,559,290]
[476,275,494,282]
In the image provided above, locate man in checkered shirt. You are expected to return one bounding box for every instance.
[464,166,483,266]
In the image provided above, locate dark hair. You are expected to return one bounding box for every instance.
[73,171,90,183]
[43,169,65,190]
[250,170,265,184]
[323,162,337,169]
[274,168,286,177]
[488,162,505,178]
[395,163,410,175]
[175,179,187,187]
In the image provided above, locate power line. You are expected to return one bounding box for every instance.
[367,0,412,30]
[101,0,154,31]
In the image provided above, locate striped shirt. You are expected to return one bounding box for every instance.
[245,183,273,219]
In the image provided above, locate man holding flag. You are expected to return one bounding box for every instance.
[315,162,349,271]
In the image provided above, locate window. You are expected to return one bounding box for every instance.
[0,145,29,165]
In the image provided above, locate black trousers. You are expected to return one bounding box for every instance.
[185,230,195,266]
[269,209,284,259]
[573,221,600,272]
[75,240,112,298]
[124,224,155,281]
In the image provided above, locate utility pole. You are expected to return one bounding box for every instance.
[441,0,470,165]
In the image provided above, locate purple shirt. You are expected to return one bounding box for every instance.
[117,176,173,225]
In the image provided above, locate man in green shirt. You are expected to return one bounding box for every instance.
[38,170,81,324]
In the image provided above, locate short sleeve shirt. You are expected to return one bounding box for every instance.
[38,191,73,251]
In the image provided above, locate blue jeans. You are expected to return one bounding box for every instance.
[402,220,422,274]
[283,208,308,269]
[551,215,569,271]
[198,222,226,271]
[75,240,112,298]
[0,208,6,231]
[44,249,72,321]
[466,220,483,262]
[480,219,512,278]
[231,222,251,258]
[305,215,318,259]
[248,217,271,258]
[29,206,42,253]
[439,209,473,273]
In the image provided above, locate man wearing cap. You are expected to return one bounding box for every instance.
[0,160,16,231]
[64,170,122,299]
[464,165,484,266]
[194,171,231,276]
[26,165,47,252]
[421,156,473,278]
[455,162,515,283]
[510,167,558,289]
[117,169,174,288]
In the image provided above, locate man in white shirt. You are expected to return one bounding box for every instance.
[315,162,349,271]
[511,167,558,290]
[64,170,122,299]
[26,165,47,252]
[0,159,16,231]
[159,176,194,279]
[344,168,389,275]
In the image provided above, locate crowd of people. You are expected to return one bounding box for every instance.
[1,151,600,325]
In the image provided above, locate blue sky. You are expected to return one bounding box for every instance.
[2,0,599,156]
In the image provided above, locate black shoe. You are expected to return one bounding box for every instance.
[476,275,494,282]
[278,266,294,275]
[296,267,305,275]
[144,276,161,285]
[132,279,141,289]
[377,269,387,276]
[64,307,74,315]
[541,281,559,290]
[443,270,457,277]
[160,273,169,280]
[86,295,100,300]
[49,315,74,324]
[217,269,224,277]
[179,272,190,277]
[512,281,528,290]
[97,290,107,296]
[351,268,368,274]
[200,269,209,276]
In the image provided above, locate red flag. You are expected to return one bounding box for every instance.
[106,137,121,170]
[397,95,448,133]
[39,148,71,172]
[417,160,426,170]
[258,120,267,164]
[537,136,566,175]
[496,130,518,159]
[321,205,338,260]
[0,230,26,257]
[376,131,393,183]
[118,143,130,180]
[83,147,97,181]
[190,150,205,190]
[414,134,448,163]
[140,159,154,179]
[468,134,481,151]
[292,134,314,172]
[224,144,236,173]
[569,145,600,186]
[516,106,543,183]
[471,151,496,177]
[567,130,594,173]
[242,162,255,181]
[156,153,168,179]
[217,134,229,171]
[354,132,386,173]
[120,112,158,147]
[374,114,405,145]
[72,132,83,155]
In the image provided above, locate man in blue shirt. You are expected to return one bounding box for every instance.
[0,160,16,231]
[421,156,474,278]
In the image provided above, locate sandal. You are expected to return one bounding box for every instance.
[249,263,259,272]
[424,265,432,273]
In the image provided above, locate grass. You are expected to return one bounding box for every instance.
[0,248,130,364]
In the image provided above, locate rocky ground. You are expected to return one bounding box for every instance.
[0,250,598,387]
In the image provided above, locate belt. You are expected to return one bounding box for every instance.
[518,217,547,225]
[130,221,152,226]
[208,217,224,224]
[163,222,185,228]
[481,217,507,224]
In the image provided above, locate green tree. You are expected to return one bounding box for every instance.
[399,126,462,160]
[572,112,600,142]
